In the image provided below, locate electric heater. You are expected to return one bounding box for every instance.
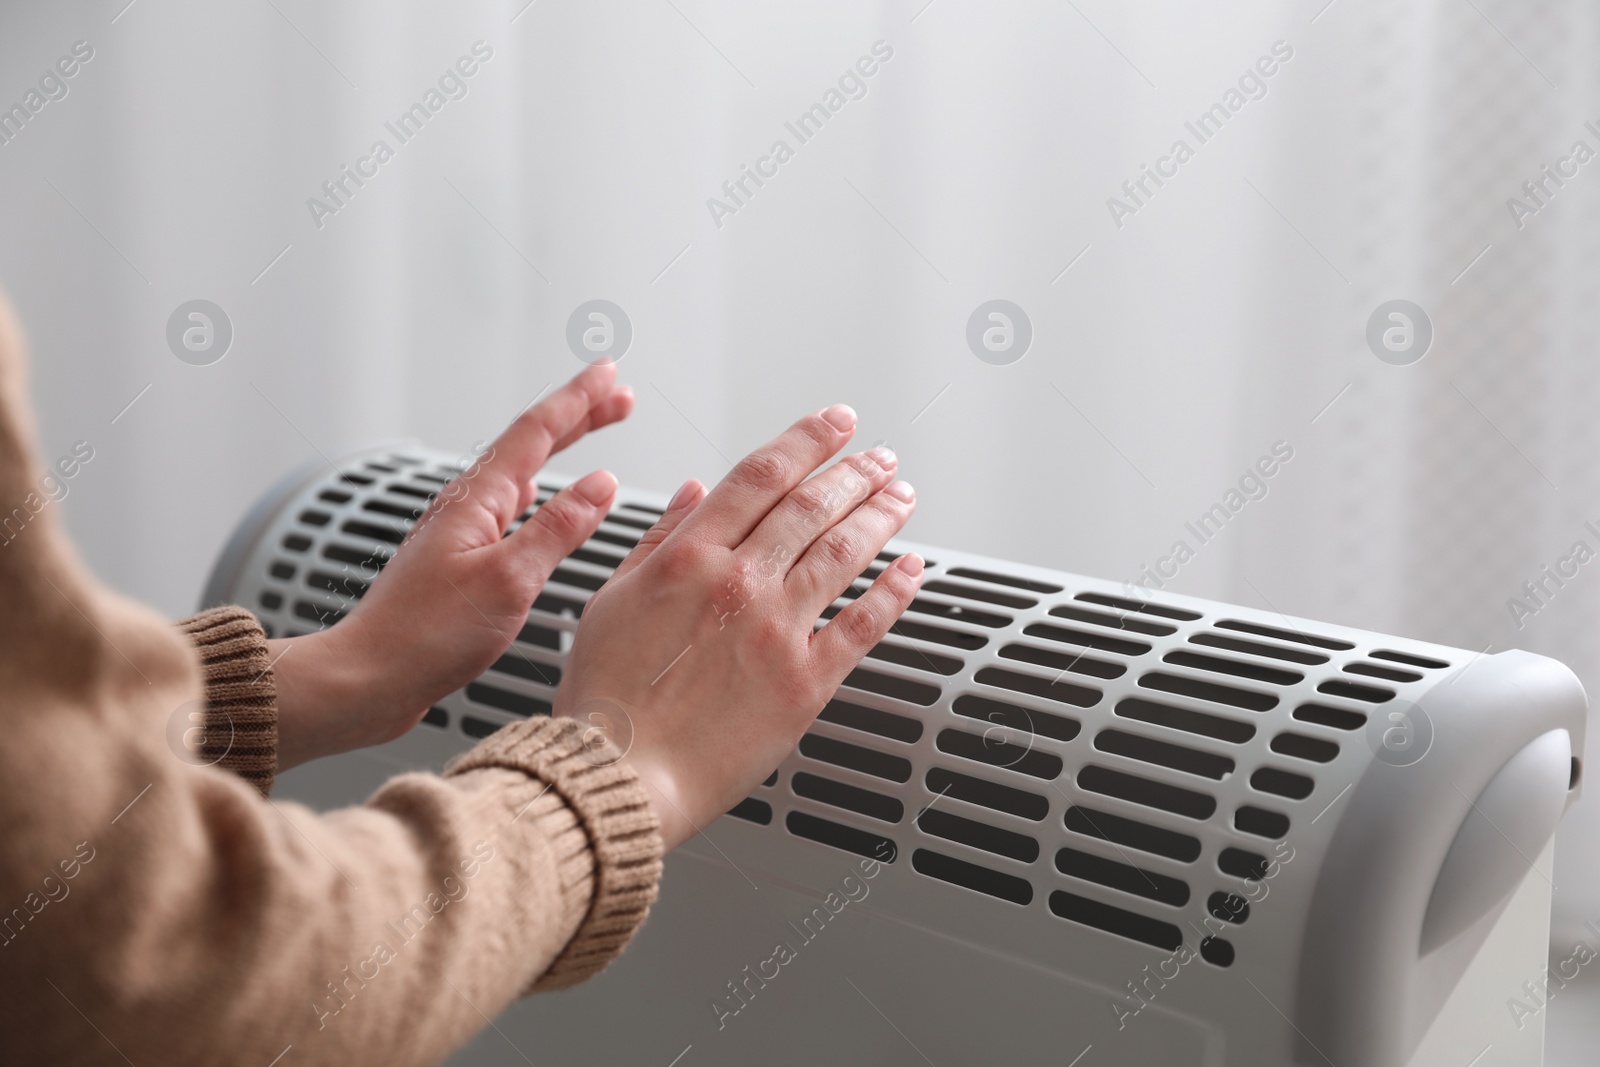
[204,446,1586,1067]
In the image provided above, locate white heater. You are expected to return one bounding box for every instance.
[205,446,1586,1067]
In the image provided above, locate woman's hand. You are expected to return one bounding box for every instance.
[554,404,922,850]
[267,363,633,771]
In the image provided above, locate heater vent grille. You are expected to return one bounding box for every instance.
[231,449,1481,974]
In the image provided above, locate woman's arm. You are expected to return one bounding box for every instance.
[0,287,919,1065]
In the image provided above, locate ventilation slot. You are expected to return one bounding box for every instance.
[1138,672,1278,712]
[952,694,1081,743]
[282,533,312,553]
[307,570,367,600]
[912,849,1033,905]
[1270,732,1339,764]
[1234,806,1290,839]
[1344,661,1423,684]
[944,567,1063,594]
[920,579,1037,609]
[622,501,665,517]
[259,591,283,611]
[1214,618,1353,651]
[548,567,606,593]
[1293,703,1366,731]
[1115,698,1256,744]
[1094,729,1235,780]
[1250,767,1314,800]
[996,643,1125,680]
[1049,890,1182,951]
[786,812,898,863]
[461,716,501,740]
[269,561,296,580]
[1371,649,1450,670]
[1218,848,1270,881]
[293,600,344,627]
[974,665,1103,707]
[728,798,773,825]
[601,512,654,531]
[842,668,942,706]
[590,529,640,551]
[532,592,585,619]
[1022,622,1151,658]
[322,542,390,569]
[569,546,627,571]
[799,734,913,783]
[1050,603,1176,637]
[906,598,1012,628]
[918,809,1040,863]
[885,618,988,650]
[792,772,903,823]
[488,653,560,687]
[517,622,561,650]
[466,682,551,717]
[385,483,435,501]
[1075,592,1201,622]
[421,707,448,729]
[298,509,332,527]
[1065,805,1202,863]
[865,642,964,676]
[363,499,422,521]
[1200,937,1235,967]
[1188,632,1328,665]
[1162,651,1303,687]
[1077,765,1216,820]
[925,768,1049,821]
[817,699,923,743]
[1055,847,1189,906]
[1208,891,1251,925]
[340,518,404,545]
[1316,679,1394,704]
[935,729,1064,780]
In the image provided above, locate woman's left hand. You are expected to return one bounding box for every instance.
[266,362,633,771]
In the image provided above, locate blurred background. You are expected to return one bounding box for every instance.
[3,0,1599,1059]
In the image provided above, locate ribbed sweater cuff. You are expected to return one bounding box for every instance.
[175,606,278,797]
[444,716,663,992]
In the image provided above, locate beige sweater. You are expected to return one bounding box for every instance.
[0,300,663,1065]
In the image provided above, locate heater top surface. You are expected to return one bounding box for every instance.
[207,445,1588,1067]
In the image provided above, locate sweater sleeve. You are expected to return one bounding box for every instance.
[0,289,663,1066]
[174,605,280,796]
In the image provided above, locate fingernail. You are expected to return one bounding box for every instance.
[883,480,915,503]
[667,479,699,510]
[572,470,618,505]
[867,445,896,470]
[820,404,857,432]
[898,553,925,576]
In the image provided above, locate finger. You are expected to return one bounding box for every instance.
[492,469,618,594]
[611,479,708,581]
[476,363,620,492]
[679,404,858,548]
[548,384,635,455]
[786,480,916,614]
[739,446,897,574]
[809,552,924,680]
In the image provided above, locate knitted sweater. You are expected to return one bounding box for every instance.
[0,295,663,1066]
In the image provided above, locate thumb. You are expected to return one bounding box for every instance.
[495,469,618,591]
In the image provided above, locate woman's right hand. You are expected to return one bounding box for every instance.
[553,404,922,850]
